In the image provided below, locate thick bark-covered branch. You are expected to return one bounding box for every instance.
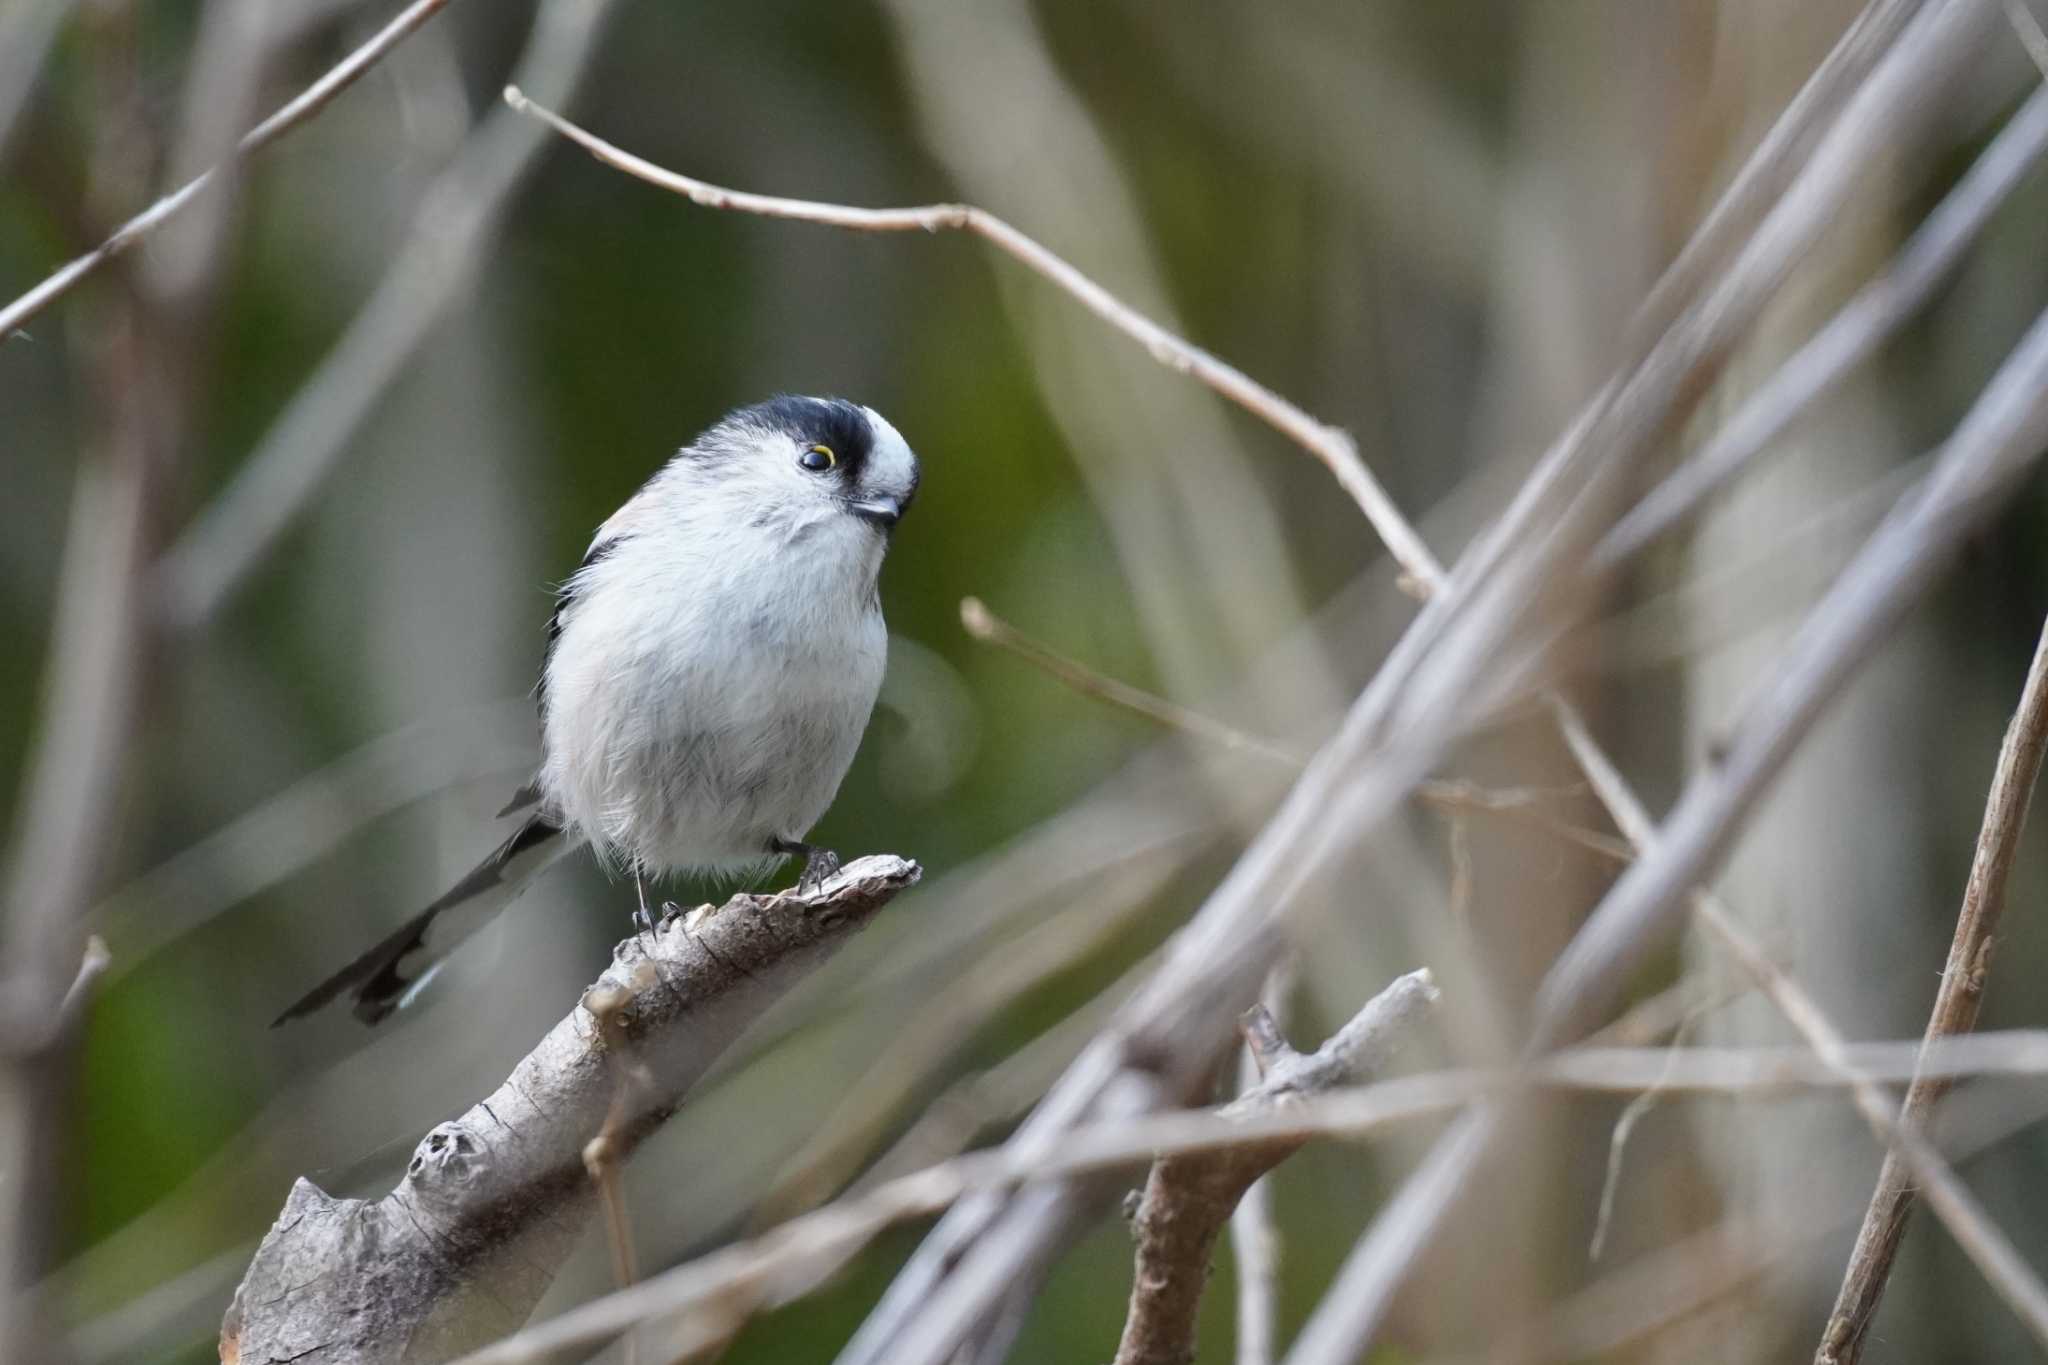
[221,854,919,1365]
[1112,969,1438,1365]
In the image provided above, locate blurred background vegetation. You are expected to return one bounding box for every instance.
[6,1,2048,1361]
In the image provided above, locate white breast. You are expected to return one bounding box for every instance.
[538,496,888,875]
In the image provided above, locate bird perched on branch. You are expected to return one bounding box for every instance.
[276,396,921,1025]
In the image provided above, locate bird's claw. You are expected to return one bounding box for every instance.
[796,847,841,897]
[659,900,686,927]
[631,904,656,944]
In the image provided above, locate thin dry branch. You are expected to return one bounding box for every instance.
[221,856,919,1365]
[1558,694,2048,1352]
[501,87,1437,590]
[1112,970,1438,1365]
[1594,78,2048,569]
[90,698,537,984]
[0,0,458,340]
[437,1025,2048,1365]
[1440,1065,2048,1365]
[1283,5,2022,1356]
[961,596,1302,767]
[503,9,2016,1362]
[2,59,175,1342]
[752,847,1189,1227]
[865,0,2003,1348]
[1230,965,1295,1365]
[156,0,614,629]
[581,983,650,1324]
[1621,0,1928,349]
[962,592,1627,864]
[1817,611,2048,1364]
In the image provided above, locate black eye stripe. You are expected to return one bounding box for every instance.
[754,395,873,479]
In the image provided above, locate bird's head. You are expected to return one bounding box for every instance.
[694,395,921,537]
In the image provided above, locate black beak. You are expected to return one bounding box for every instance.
[848,495,905,529]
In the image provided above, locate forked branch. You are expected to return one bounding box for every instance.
[1113,970,1438,1365]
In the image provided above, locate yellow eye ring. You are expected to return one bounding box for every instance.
[800,444,837,472]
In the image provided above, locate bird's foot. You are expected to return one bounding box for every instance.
[659,900,687,927]
[797,847,841,896]
[772,837,842,897]
[630,905,660,954]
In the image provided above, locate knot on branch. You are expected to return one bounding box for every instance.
[407,1122,487,1202]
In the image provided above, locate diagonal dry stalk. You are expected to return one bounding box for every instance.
[434,1025,2048,1364]
[1816,613,2048,1363]
[1592,78,2048,569]
[962,592,1626,864]
[500,86,1433,591]
[1286,291,2048,1364]
[155,0,616,630]
[505,4,2043,1357]
[1228,964,1295,1365]
[2,16,197,1346]
[0,0,460,340]
[581,981,652,1365]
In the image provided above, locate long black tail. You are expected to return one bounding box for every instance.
[272,813,571,1026]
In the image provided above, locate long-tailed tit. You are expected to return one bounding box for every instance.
[275,396,920,1025]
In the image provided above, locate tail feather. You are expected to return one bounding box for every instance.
[272,814,571,1026]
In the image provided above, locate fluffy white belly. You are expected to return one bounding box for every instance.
[539,533,886,873]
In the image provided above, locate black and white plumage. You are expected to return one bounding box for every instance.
[275,396,920,1025]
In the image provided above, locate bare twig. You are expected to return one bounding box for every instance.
[1283,7,2035,1352]
[502,88,1437,590]
[1581,971,1739,1049]
[1621,0,1929,350]
[0,0,459,341]
[438,1025,2048,1365]
[1442,1070,2048,1365]
[90,699,536,985]
[1113,970,1438,1365]
[851,950,1155,1195]
[0,937,112,1359]
[582,983,651,1349]
[752,846,1189,1226]
[1230,965,1294,1365]
[1230,1159,1282,1365]
[221,855,920,1365]
[866,2,2007,1353]
[961,596,1302,767]
[2,32,172,1339]
[1588,1008,1702,1263]
[155,0,615,629]
[1593,79,2048,569]
[1693,889,2048,1353]
[964,592,1625,864]
[1558,684,2048,1352]
[503,9,2014,1362]
[1463,1218,1782,1365]
[1817,611,2048,1364]
[1535,278,2048,1039]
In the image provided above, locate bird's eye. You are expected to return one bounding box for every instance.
[799,444,837,472]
